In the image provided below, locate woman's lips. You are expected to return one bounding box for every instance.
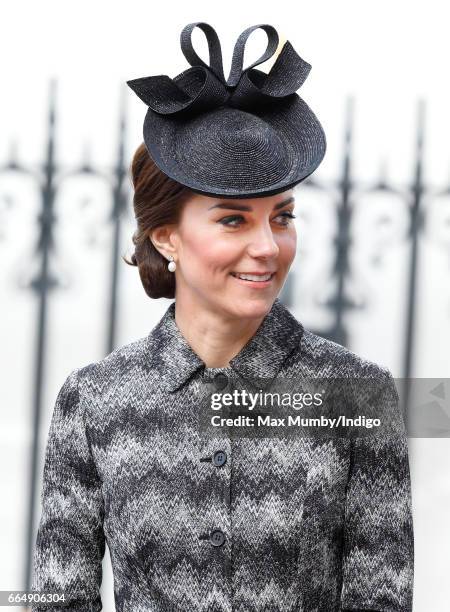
[229,272,275,288]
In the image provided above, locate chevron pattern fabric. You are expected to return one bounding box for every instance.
[31,298,414,611]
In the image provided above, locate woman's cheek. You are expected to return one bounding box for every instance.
[281,230,297,258]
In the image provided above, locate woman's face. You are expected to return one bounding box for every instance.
[168,189,297,319]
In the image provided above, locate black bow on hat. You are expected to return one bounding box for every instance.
[126,22,326,199]
[127,22,312,117]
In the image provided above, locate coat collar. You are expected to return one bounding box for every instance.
[147,298,304,393]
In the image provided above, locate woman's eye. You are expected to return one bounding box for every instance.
[219,215,244,227]
[276,212,297,226]
[218,212,296,227]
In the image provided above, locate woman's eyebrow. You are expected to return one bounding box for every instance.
[208,196,295,212]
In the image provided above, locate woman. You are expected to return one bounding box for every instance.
[31,22,414,612]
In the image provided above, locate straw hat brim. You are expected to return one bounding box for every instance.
[142,93,326,199]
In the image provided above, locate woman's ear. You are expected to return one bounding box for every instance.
[148,226,178,260]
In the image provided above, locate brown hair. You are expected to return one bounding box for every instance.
[122,143,193,299]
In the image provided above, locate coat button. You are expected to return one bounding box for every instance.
[213,372,228,390]
[212,450,227,467]
[210,528,226,547]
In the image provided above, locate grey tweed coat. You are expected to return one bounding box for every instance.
[31,298,414,612]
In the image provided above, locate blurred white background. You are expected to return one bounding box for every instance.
[1,1,449,610]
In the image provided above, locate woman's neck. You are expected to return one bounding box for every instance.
[173,296,265,368]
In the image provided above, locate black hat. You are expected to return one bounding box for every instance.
[126,22,326,199]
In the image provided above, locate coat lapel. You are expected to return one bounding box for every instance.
[147,298,305,393]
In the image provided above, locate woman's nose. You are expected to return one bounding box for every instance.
[247,223,280,258]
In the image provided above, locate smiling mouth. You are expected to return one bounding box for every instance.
[230,272,276,282]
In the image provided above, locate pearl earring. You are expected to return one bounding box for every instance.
[167,255,177,272]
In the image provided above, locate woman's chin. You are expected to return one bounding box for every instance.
[224,295,276,319]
